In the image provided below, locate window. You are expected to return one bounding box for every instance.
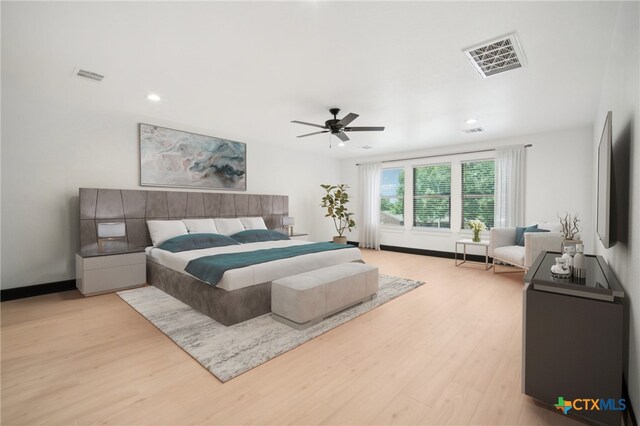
[380,168,404,225]
[413,164,451,228]
[461,160,495,228]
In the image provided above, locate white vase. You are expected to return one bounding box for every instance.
[562,247,573,269]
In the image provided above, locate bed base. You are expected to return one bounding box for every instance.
[147,260,271,326]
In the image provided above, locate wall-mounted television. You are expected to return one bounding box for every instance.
[597,111,613,248]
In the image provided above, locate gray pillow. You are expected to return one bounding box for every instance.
[514,226,530,245]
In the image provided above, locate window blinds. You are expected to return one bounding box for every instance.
[461,160,495,228]
[413,163,451,228]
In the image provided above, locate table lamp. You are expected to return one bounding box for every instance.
[97,222,126,252]
[282,217,295,236]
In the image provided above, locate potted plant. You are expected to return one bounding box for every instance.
[320,184,356,244]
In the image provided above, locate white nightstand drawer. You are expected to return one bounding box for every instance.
[79,264,146,295]
[82,252,145,270]
[76,251,146,296]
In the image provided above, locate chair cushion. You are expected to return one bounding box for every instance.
[493,246,525,267]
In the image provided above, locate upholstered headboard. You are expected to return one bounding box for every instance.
[79,188,289,251]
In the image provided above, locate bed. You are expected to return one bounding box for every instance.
[79,188,362,325]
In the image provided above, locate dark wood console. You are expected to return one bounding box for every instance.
[522,251,625,426]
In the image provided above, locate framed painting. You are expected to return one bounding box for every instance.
[139,123,246,190]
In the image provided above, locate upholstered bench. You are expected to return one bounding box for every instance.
[271,263,379,329]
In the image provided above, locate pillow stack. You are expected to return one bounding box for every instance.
[146,216,277,247]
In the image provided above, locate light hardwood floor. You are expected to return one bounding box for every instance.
[1,250,582,425]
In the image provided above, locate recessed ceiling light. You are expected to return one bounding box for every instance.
[338,142,345,147]
[147,93,161,102]
[465,118,478,124]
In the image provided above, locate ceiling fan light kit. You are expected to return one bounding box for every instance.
[292,108,385,145]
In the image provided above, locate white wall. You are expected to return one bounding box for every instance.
[592,1,640,414]
[0,98,341,289]
[340,126,594,256]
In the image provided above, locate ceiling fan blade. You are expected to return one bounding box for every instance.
[344,126,385,132]
[335,132,350,142]
[291,120,327,130]
[337,113,359,127]
[297,130,329,138]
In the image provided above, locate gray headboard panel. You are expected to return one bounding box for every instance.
[79,188,289,251]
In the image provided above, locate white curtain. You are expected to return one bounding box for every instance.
[358,163,383,250]
[494,145,525,227]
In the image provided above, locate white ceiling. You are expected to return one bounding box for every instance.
[2,1,619,159]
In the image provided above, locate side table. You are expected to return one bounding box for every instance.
[455,239,492,270]
[76,246,146,296]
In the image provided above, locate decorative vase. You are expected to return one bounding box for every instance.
[333,236,347,244]
[562,246,574,269]
[472,229,481,243]
[573,244,586,282]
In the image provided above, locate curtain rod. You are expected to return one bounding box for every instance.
[355,144,532,166]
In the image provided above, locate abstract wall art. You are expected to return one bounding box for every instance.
[140,124,246,190]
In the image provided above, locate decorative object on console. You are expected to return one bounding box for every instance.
[561,246,575,268]
[558,211,580,240]
[282,216,295,236]
[320,184,356,244]
[467,219,486,243]
[97,222,126,252]
[551,256,571,278]
[139,123,246,190]
[572,243,586,282]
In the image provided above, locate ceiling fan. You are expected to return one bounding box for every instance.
[291,108,385,142]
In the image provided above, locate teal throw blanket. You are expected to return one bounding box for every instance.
[185,242,354,286]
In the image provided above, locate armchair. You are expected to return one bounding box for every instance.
[489,227,563,272]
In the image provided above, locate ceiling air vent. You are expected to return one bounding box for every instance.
[361,146,373,150]
[462,127,484,134]
[73,67,104,82]
[463,33,526,78]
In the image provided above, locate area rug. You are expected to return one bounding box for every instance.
[117,274,423,382]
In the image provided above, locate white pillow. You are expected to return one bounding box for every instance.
[182,218,218,234]
[239,217,268,230]
[213,218,246,236]
[147,220,189,246]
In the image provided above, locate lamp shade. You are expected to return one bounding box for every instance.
[282,216,295,226]
[98,222,126,238]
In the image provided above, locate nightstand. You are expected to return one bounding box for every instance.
[76,247,146,296]
[290,233,309,241]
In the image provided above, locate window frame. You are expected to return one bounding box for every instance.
[412,162,452,230]
[379,167,405,226]
[460,159,496,229]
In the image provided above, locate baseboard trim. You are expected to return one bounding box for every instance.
[1,280,76,302]
[347,241,491,264]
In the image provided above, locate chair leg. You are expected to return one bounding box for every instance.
[493,259,527,274]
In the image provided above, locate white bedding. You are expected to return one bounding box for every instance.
[145,240,362,292]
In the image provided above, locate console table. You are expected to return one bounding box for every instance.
[522,251,625,425]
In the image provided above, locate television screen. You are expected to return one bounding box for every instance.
[596,111,613,248]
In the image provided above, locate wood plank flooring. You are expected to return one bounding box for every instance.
[1,250,582,425]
